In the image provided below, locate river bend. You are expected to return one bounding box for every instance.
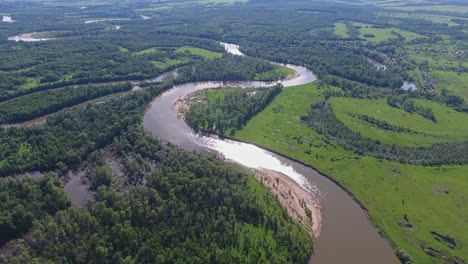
[143,43,397,264]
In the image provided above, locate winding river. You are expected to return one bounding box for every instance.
[1,40,397,262]
[143,43,397,263]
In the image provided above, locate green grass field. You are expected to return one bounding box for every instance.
[334,22,349,37]
[233,83,468,263]
[353,22,424,43]
[30,31,74,39]
[19,77,39,91]
[175,46,223,60]
[432,71,468,98]
[330,97,468,146]
[134,47,159,55]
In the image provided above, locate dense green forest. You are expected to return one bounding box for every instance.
[177,55,292,83]
[0,176,69,245]
[186,85,282,136]
[0,81,171,176]
[2,127,313,263]
[0,35,223,101]
[0,83,131,124]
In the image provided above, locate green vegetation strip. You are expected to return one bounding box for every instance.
[0,83,131,124]
[177,54,293,83]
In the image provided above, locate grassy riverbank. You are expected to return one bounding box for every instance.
[234,83,468,263]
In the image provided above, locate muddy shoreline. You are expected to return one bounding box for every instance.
[202,132,396,250]
[175,96,323,237]
[256,168,322,237]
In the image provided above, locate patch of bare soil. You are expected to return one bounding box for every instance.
[172,93,206,120]
[256,168,322,238]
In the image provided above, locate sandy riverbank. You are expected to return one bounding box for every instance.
[256,168,322,237]
[173,93,322,238]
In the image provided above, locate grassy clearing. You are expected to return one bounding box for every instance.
[234,83,468,263]
[330,97,468,146]
[151,58,191,70]
[175,46,223,60]
[334,22,349,37]
[30,32,53,38]
[380,12,467,27]
[119,46,128,53]
[19,78,39,91]
[353,22,424,43]
[134,47,159,55]
[432,71,468,98]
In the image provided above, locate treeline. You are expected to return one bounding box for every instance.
[0,33,223,101]
[349,113,421,135]
[412,89,467,113]
[0,81,173,177]
[0,83,131,124]
[301,101,468,165]
[440,89,467,112]
[177,54,291,83]
[319,74,392,98]
[0,175,69,245]
[186,85,282,136]
[387,95,436,122]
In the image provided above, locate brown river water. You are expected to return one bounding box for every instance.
[143,43,398,264]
